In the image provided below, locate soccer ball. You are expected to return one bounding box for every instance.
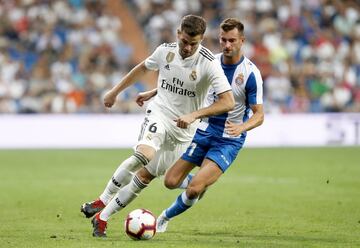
[124,208,156,240]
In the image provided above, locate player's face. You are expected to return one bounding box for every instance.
[177,30,203,59]
[219,28,244,59]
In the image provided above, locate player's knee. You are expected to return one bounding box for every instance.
[164,176,179,190]
[136,168,155,185]
[136,144,156,162]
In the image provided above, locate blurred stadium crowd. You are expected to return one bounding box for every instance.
[0,0,359,114]
[0,0,140,113]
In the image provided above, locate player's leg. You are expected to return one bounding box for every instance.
[98,145,154,204]
[177,173,194,189]
[99,167,155,220]
[157,130,210,232]
[157,159,222,232]
[186,159,222,198]
[93,139,184,238]
[164,130,210,190]
[81,145,155,218]
[92,166,156,237]
[164,158,196,189]
[92,134,175,238]
[157,136,242,232]
[81,114,164,219]
[184,136,243,200]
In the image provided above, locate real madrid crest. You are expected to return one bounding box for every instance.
[166,52,175,63]
[189,70,197,81]
[235,73,244,85]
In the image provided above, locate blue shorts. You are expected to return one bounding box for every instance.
[181,129,245,172]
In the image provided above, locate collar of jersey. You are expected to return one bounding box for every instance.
[176,44,202,61]
[220,54,244,69]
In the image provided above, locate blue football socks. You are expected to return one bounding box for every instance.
[165,191,198,219]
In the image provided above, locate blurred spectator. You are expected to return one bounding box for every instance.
[265,66,292,113]
[0,0,143,114]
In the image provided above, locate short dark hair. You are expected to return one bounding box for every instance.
[220,18,244,35]
[180,15,206,36]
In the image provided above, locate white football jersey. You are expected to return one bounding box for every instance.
[144,43,231,142]
[198,54,264,139]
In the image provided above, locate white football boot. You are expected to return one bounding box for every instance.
[156,211,170,233]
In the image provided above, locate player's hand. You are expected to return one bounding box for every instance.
[103,91,117,108]
[174,113,196,129]
[136,91,155,107]
[225,120,244,137]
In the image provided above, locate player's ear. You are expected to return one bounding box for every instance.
[240,35,245,43]
[199,34,204,42]
[177,29,181,37]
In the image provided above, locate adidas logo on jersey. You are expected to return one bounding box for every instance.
[164,64,170,70]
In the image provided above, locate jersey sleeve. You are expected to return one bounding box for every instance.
[144,45,162,71]
[245,68,263,105]
[207,60,232,94]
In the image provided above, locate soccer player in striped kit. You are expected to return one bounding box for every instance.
[156,18,265,232]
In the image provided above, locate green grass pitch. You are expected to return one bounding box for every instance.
[0,147,359,248]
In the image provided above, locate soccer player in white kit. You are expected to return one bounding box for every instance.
[80,15,235,237]
[156,18,265,232]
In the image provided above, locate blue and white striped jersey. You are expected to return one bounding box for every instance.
[198,54,263,139]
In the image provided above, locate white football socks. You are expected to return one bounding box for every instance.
[100,175,148,221]
[99,152,149,205]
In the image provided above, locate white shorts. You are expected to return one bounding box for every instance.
[137,112,191,177]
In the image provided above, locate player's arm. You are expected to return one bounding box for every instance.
[104,61,150,108]
[175,90,235,129]
[136,88,158,107]
[193,90,235,118]
[225,104,264,136]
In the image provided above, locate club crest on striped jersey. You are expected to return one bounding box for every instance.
[166,52,175,63]
[189,70,197,81]
[235,73,244,85]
